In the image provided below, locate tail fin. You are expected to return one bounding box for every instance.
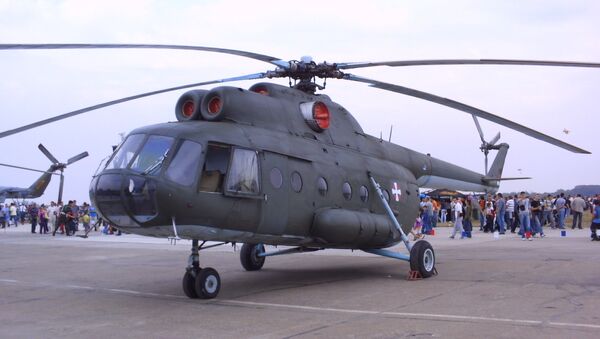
[26,167,55,198]
[486,143,509,178]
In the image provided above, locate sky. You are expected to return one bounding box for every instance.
[0,0,599,203]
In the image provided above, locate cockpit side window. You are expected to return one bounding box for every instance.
[165,140,204,186]
[199,144,231,192]
[226,148,260,195]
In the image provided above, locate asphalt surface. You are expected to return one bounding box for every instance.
[1,223,599,338]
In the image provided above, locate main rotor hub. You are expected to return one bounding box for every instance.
[265,59,345,93]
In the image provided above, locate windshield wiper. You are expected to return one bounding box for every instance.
[142,151,169,175]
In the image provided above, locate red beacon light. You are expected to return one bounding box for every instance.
[250,86,269,96]
[300,101,330,132]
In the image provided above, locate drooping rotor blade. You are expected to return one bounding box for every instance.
[343,74,591,154]
[67,152,89,165]
[337,59,600,70]
[0,72,267,139]
[0,44,289,68]
[0,163,59,175]
[38,144,60,164]
[471,115,486,144]
[488,132,501,146]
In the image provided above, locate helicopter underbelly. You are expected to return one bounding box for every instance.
[115,223,403,249]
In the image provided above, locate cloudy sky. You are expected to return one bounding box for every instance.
[0,0,599,203]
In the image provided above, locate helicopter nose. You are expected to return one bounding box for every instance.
[91,173,159,227]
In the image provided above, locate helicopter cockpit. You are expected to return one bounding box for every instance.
[91,131,262,230]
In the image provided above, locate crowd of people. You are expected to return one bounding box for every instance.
[0,200,120,236]
[416,192,600,241]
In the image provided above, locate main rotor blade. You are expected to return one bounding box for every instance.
[0,72,267,139]
[0,163,59,175]
[38,144,60,164]
[343,74,591,154]
[0,43,289,68]
[471,115,486,144]
[337,59,600,70]
[67,152,89,165]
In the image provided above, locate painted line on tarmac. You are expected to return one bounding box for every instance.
[2,278,599,330]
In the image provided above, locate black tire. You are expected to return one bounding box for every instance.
[240,243,265,271]
[194,267,220,299]
[182,270,199,299]
[409,240,436,278]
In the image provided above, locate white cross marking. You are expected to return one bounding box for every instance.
[392,182,402,202]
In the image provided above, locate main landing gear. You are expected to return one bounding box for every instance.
[182,239,221,299]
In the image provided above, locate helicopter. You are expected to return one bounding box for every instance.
[0,143,88,203]
[0,44,596,299]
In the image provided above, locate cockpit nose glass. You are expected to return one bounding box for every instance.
[130,135,174,175]
[105,134,145,170]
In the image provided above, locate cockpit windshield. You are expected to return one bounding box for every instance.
[105,134,175,176]
[130,135,174,175]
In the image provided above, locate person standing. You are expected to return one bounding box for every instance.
[38,205,49,234]
[463,197,473,238]
[542,195,555,229]
[591,199,600,241]
[450,197,464,239]
[9,203,18,227]
[29,203,39,234]
[495,193,506,234]
[478,195,486,231]
[555,193,567,229]
[506,195,515,233]
[530,195,545,238]
[571,194,586,230]
[518,192,532,241]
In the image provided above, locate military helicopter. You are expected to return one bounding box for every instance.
[0,44,596,299]
[0,143,88,203]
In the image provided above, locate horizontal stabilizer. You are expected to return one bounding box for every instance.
[483,176,532,182]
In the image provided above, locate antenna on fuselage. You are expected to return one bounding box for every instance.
[388,125,393,142]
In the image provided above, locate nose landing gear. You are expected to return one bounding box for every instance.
[182,239,221,299]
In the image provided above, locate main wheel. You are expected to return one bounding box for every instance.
[240,243,265,271]
[409,240,436,278]
[194,267,220,299]
[182,270,199,299]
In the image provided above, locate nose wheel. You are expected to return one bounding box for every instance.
[182,240,221,299]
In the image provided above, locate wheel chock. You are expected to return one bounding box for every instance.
[407,270,422,280]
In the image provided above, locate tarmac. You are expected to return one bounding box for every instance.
[1,223,599,339]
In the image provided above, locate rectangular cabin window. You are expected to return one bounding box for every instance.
[225,148,260,195]
[198,144,231,192]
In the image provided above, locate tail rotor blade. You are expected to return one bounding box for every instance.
[67,152,89,165]
[38,144,60,164]
[471,115,486,144]
[489,132,501,146]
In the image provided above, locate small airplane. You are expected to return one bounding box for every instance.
[563,128,570,134]
[0,44,596,299]
[0,144,88,203]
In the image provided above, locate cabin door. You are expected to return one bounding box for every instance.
[258,152,289,235]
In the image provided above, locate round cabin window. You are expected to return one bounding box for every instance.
[342,182,352,200]
[291,171,303,192]
[359,186,369,203]
[269,167,283,189]
[317,177,328,196]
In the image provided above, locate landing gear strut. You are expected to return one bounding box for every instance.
[182,239,221,299]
